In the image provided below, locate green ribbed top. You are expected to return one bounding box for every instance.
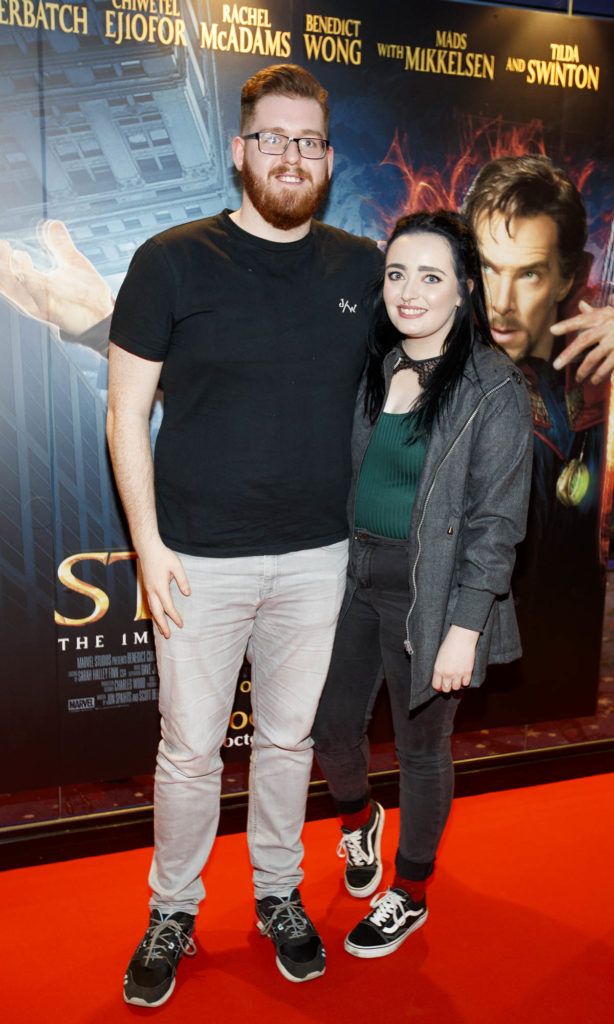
[354,413,427,540]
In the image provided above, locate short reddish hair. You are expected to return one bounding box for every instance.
[240,64,329,133]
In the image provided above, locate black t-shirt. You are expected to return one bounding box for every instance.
[110,210,382,557]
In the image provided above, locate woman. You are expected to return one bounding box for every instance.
[312,210,533,959]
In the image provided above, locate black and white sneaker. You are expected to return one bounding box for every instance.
[344,887,428,958]
[256,888,326,982]
[123,909,197,1007]
[337,801,385,898]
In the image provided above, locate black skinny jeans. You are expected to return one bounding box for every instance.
[312,531,461,881]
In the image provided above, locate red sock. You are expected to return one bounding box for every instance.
[393,873,426,903]
[340,803,371,831]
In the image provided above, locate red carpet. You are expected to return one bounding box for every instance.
[2,773,613,1023]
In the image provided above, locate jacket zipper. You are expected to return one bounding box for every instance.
[404,377,512,655]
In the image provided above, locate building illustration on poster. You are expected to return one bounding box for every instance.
[1,0,613,791]
[0,2,228,279]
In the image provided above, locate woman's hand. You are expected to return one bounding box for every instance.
[431,625,479,693]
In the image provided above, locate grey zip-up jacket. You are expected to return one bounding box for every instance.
[346,342,533,711]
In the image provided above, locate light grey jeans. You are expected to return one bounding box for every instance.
[148,540,348,915]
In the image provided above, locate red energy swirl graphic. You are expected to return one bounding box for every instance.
[378,115,595,229]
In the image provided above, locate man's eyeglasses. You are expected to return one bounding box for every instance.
[242,131,330,160]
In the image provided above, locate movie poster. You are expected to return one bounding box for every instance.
[1,1,613,789]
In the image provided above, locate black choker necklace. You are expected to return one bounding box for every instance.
[392,350,443,388]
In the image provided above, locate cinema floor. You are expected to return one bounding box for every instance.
[2,772,613,1024]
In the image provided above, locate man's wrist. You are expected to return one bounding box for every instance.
[132,530,164,558]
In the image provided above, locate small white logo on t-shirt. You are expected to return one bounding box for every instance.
[339,298,357,313]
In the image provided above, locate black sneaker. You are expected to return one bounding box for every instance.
[123,909,197,1007]
[344,887,428,958]
[256,888,326,982]
[337,801,385,898]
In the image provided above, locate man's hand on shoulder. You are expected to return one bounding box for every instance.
[551,299,614,385]
[138,541,191,639]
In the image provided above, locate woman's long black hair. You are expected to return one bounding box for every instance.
[365,210,495,439]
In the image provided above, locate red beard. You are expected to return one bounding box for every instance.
[240,157,330,231]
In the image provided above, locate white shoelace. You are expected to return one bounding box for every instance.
[337,829,370,867]
[259,899,311,940]
[367,889,410,928]
[142,918,197,965]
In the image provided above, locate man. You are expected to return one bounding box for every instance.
[462,155,613,721]
[463,154,614,376]
[106,64,381,1005]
